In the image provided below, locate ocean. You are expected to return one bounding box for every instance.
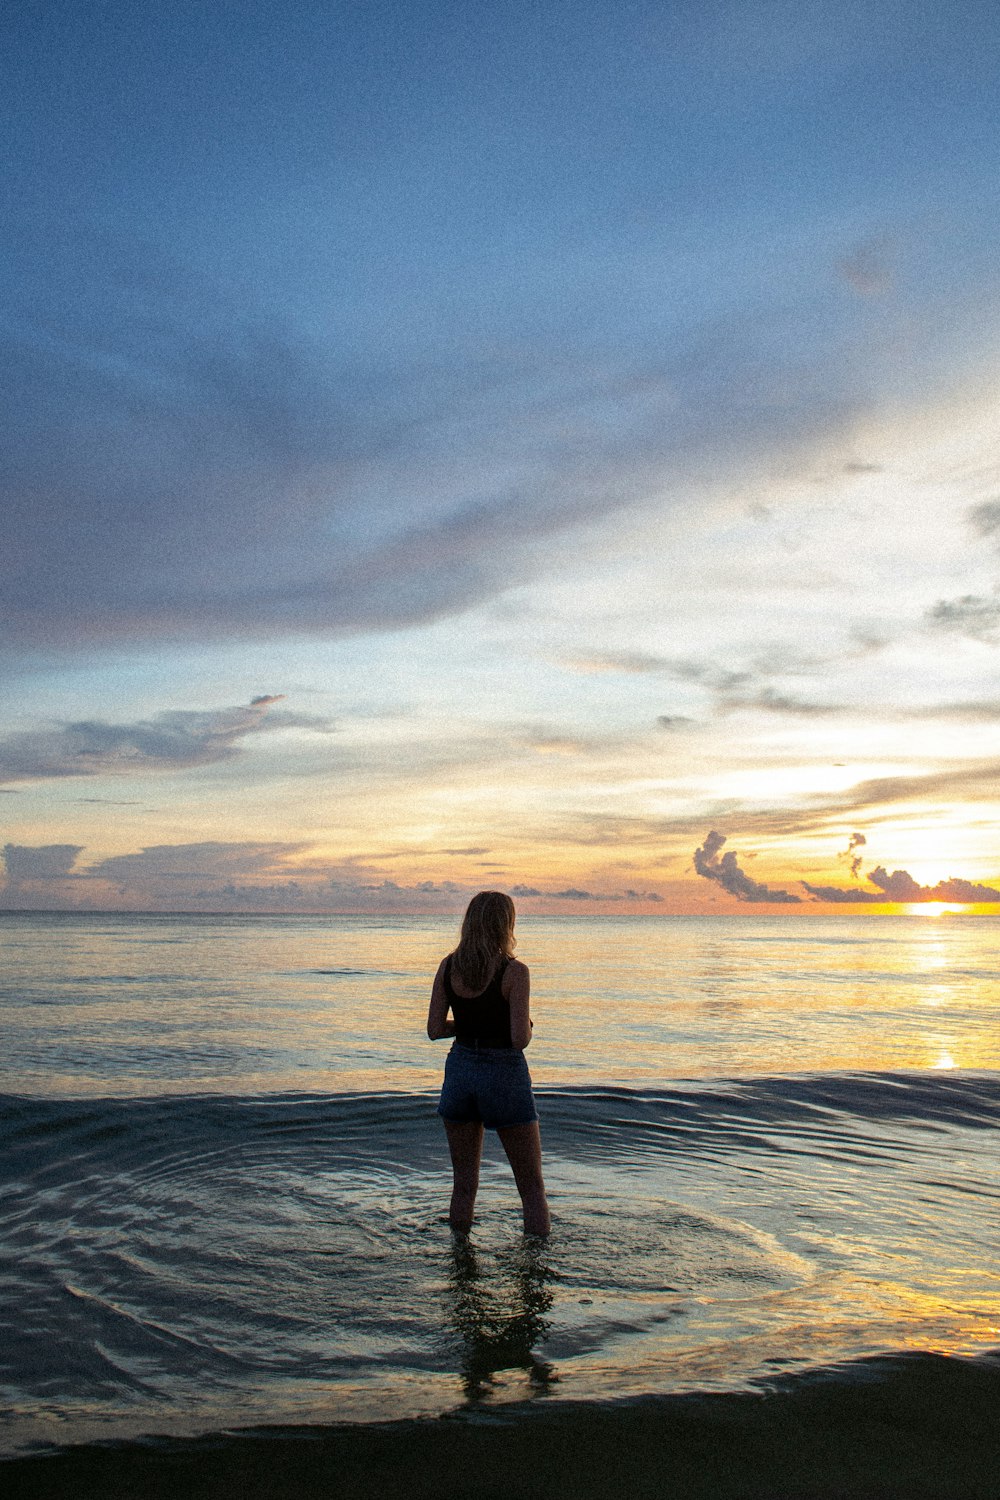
[2,911,999,1498]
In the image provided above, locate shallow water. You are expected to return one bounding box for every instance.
[1,912,998,1461]
[2,911,998,1095]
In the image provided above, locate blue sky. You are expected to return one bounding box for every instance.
[4,0,1000,911]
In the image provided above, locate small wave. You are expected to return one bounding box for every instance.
[300,968,408,977]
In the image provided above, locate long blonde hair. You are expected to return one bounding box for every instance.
[452,891,516,991]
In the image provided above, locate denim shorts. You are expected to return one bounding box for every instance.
[437,1041,539,1129]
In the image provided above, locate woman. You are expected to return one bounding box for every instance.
[427,891,550,1237]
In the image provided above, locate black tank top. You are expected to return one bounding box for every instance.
[444,955,512,1048]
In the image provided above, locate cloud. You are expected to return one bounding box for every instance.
[721,687,839,716]
[834,759,1000,813]
[656,715,695,729]
[804,867,1000,904]
[3,227,680,648]
[903,700,1000,722]
[0,696,309,784]
[513,885,661,902]
[3,843,84,881]
[566,651,672,675]
[1,840,662,912]
[926,594,1000,642]
[693,831,801,904]
[800,881,884,904]
[657,658,840,717]
[3,212,926,652]
[90,842,309,888]
[967,500,1000,540]
[839,830,867,877]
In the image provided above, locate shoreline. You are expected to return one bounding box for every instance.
[5,1349,1000,1500]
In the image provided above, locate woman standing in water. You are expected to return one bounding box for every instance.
[427,892,550,1237]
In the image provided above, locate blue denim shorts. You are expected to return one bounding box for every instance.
[437,1041,539,1129]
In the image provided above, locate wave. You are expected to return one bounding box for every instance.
[3,1068,999,1164]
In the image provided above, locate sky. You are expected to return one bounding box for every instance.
[4,0,1000,914]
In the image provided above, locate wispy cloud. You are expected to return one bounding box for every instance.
[967,500,1000,540]
[833,760,1000,812]
[693,831,801,904]
[655,657,843,717]
[0,840,664,912]
[925,594,1000,642]
[4,210,928,653]
[564,651,673,675]
[838,830,867,877]
[0,697,314,784]
[89,842,309,888]
[511,883,661,902]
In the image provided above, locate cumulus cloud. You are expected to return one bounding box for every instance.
[804,867,1000,903]
[0,696,311,784]
[693,831,801,904]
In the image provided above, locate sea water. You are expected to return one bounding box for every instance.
[1,911,998,1471]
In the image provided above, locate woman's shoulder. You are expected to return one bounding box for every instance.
[503,956,529,982]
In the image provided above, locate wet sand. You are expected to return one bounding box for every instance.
[5,1350,1000,1500]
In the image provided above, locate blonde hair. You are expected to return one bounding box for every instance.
[452,891,516,991]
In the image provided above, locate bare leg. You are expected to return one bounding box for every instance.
[444,1120,484,1232]
[497,1120,550,1237]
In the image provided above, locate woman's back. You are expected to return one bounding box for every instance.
[444,955,512,1048]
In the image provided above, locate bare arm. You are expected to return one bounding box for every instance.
[426,957,455,1040]
[504,959,532,1050]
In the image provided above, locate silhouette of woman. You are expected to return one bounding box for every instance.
[427,892,550,1236]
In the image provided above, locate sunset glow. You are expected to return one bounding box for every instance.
[4,3,1000,915]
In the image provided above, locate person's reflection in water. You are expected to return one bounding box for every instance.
[446,1234,556,1401]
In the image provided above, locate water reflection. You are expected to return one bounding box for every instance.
[445,1235,556,1401]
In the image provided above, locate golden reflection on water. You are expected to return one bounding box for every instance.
[5,910,1000,1091]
